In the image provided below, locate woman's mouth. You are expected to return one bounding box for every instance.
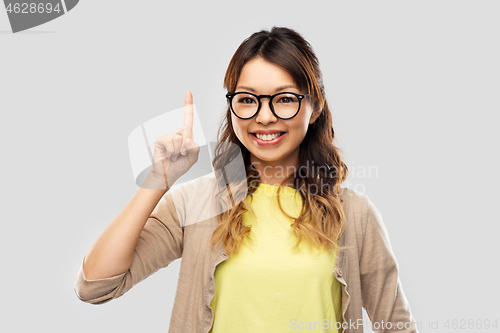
[250,132,286,146]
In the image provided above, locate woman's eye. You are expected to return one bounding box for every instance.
[277,97,295,103]
[237,98,255,104]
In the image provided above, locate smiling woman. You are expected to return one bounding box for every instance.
[74,26,419,333]
[206,27,418,333]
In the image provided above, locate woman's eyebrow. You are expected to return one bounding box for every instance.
[235,85,299,93]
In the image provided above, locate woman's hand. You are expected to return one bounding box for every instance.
[146,91,200,189]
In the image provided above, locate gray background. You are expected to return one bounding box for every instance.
[1,1,499,332]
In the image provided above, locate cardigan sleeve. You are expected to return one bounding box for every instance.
[358,198,419,333]
[73,191,184,305]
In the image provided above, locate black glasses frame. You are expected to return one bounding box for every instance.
[226,91,309,120]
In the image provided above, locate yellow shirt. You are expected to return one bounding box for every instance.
[209,183,342,332]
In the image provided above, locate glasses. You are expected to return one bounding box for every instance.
[226,91,309,120]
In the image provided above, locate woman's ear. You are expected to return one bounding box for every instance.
[309,107,322,124]
[308,98,322,124]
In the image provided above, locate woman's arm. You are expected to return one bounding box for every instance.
[73,173,184,304]
[359,199,419,333]
[74,91,198,304]
[82,183,168,280]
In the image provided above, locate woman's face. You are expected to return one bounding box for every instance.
[231,56,317,169]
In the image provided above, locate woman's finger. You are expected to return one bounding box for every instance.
[181,91,194,155]
[164,136,175,159]
[170,134,183,161]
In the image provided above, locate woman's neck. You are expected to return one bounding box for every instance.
[249,150,299,187]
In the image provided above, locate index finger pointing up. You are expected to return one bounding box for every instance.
[182,91,194,140]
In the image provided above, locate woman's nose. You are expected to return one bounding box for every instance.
[255,100,277,124]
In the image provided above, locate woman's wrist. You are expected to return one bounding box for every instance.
[140,170,177,191]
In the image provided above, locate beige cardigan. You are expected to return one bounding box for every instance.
[73,175,419,333]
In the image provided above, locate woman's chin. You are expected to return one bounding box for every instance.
[249,151,285,163]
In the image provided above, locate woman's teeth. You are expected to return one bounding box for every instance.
[255,133,282,141]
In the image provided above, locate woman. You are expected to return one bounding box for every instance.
[74,27,419,333]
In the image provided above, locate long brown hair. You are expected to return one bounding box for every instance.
[210,27,349,255]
